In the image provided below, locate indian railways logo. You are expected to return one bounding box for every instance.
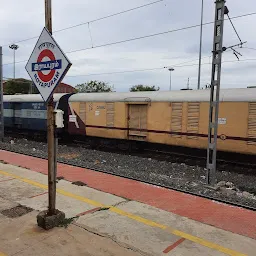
[32,42,62,88]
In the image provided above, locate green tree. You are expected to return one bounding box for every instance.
[4,78,37,95]
[129,85,160,92]
[75,80,113,93]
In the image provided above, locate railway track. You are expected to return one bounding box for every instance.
[69,139,256,175]
[144,149,256,169]
[5,130,256,172]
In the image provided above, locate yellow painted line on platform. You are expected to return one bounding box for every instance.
[0,169,247,256]
[171,229,246,256]
[110,207,167,229]
[56,188,105,208]
[0,171,47,190]
[0,170,104,208]
[110,207,246,256]
[0,252,7,256]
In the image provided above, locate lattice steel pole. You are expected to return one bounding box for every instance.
[206,0,228,185]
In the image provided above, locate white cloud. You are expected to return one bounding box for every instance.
[1,0,256,90]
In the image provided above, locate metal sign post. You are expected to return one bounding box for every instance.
[25,0,71,227]
[206,0,227,185]
[0,46,4,142]
[45,0,56,217]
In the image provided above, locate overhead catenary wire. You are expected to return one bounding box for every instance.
[241,46,256,51]
[227,13,243,44]
[4,58,256,83]
[3,54,210,80]
[1,49,249,80]
[65,12,256,54]
[2,0,164,47]
[65,23,209,54]
[3,11,256,67]
[2,10,256,68]
[54,0,164,33]
[4,55,256,80]
[2,9,256,51]
[88,22,94,48]
[1,54,214,80]
[2,52,196,66]
[65,58,256,78]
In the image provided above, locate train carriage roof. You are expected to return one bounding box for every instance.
[69,88,256,102]
[3,93,67,102]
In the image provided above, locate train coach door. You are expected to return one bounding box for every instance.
[13,103,22,127]
[128,104,148,140]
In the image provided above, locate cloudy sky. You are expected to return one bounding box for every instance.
[0,0,255,91]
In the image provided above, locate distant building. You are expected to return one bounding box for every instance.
[247,86,256,88]
[54,82,77,93]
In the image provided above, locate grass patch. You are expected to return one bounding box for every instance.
[57,216,79,228]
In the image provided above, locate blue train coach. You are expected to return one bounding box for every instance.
[3,94,70,132]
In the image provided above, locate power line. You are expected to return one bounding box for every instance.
[88,23,94,48]
[3,10,256,50]
[67,67,165,77]
[2,57,213,78]
[2,51,209,68]
[62,12,256,54]
[2,54,211,78]
[4,58,256,81]
[2,11,256,66]
[241,46,256,51]
[174,58,256,67]
[2,53,188,66]
[171,55,211,66]
[54,0,164,33]
[65,23,212,54]
[3,59,29,66]
[0,48,237,72]
[2,0,164,47]
[65,58,256,78]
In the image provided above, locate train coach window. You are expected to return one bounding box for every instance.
[170,103,183,138]
[106,103,115,127]
[79,103,86,123]
[187,102,200,139]
[248,102,256,145]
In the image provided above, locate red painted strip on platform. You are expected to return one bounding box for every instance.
[1,150,256,240]
[0,178,15,182]
[163,238,186,253]
[76,207,101,217]
[29,191,48,198]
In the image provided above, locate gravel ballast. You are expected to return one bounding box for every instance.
[0,137,255,209]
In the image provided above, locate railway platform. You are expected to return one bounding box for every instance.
[0,150,255,256]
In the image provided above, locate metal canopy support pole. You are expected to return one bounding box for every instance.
[169,71,172,91]
[0,47,4,142]
[206,0,226,185]
[13,48,15,79]
[169,68,174,91]
[45,0,56,215]
[197,0,204,90]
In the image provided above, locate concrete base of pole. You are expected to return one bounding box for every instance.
[37,209,65,230]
